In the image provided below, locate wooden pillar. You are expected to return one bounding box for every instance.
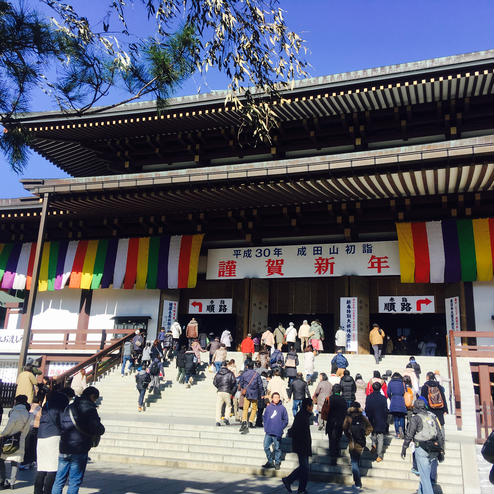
[18,193,50,374]
[249,279,269,335]
[349,276,370,354]
[76,289,93,345]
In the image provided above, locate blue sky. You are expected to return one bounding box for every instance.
[1,0,493,198]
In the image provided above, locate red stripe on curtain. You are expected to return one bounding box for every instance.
[25,242,37,290]
[489,218,494,271]
[177,235,193,288]
[123,237,139,289]
[411,222,430,283]
[69,240,89,288]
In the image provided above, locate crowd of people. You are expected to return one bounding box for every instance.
[0,363,104,493]
[0,320,450,493]
[205,328,449,494]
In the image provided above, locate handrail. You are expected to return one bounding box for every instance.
[54,331,135,388]
[448,330,494,431]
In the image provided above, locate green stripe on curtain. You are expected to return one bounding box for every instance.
[146,236,160,289]
[0,243,14,281]
[91,239,108,289]
[457,219,477,282]
[47,241,60,291]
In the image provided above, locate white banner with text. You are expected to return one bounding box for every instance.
[206,241,399,280]
[340,297,358,352]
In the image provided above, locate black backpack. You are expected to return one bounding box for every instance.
[149,361,160,376]
[350,414,366,447]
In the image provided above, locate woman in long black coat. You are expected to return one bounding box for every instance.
[282,398,313,494]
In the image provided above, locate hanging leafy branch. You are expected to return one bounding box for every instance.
[0,0,308,172]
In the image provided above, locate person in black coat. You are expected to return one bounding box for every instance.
[282,398,313,494]
[420,372,448,426]
[51,387,105,494]
[325,384,348,464]
[340,370,356,407]
[288,373,311,418]
[184,348,197,387]
[364,381,388,461]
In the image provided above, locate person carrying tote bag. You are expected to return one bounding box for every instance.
[0,395,31,490]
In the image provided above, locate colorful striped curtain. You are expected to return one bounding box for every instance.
[0,234,204,292]
[396,218,494,283]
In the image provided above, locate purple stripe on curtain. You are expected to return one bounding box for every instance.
[157,235,170,289]
[54,240,69,290]
[1,243,22,289]
[100,238,119,289]
[442,219,461,283]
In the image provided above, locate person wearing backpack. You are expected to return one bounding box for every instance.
[343,401,373,488]
[401,399,445,494]
[269,348,285,372]
[135,366,151,412]
[420,372,448,426]
[388,372,408,438]
[148,359,161,394]
[284,346,299,385]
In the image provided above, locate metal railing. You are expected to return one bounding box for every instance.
[0,381,17,408]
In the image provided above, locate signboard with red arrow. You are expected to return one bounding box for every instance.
[378,296,435,314]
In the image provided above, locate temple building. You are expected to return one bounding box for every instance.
[0,49,493,379]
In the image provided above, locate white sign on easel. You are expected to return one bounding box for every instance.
[445,296,461,332]
[340,297,358,352]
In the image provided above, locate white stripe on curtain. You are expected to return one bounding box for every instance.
[113,238,129,289]
[426,221,445,283]
[167,235,182,289]
[61,241,79,288]
[12,243,32,290]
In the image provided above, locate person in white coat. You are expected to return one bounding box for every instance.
[0,395,31,489]
[170,321,182,352]
[285,322,298,346]
[220,329,233,349]
[334,326,347,353]
[70,369,87,397]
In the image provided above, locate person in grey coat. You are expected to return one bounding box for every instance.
[312,373,332,430]
[0,395,31,489]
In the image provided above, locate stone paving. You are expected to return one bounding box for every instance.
[8,461,401,493]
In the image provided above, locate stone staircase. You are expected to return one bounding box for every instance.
[87,352,465,492]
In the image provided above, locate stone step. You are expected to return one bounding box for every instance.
[89,452,463,494]
[97,435,462,467]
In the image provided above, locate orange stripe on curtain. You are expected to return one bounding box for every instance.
[69,240,89,288]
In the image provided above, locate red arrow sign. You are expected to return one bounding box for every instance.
[191,301,203,312]
[416,298,432,311]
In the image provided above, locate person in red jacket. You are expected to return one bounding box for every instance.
[240,333,255,361]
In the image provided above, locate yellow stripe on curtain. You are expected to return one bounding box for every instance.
[396,223,415,283]
[187,234,205,288]
[135,237,150,289]
[472,218,493,281]
[38,242,51,292]
[80,240,99,289]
